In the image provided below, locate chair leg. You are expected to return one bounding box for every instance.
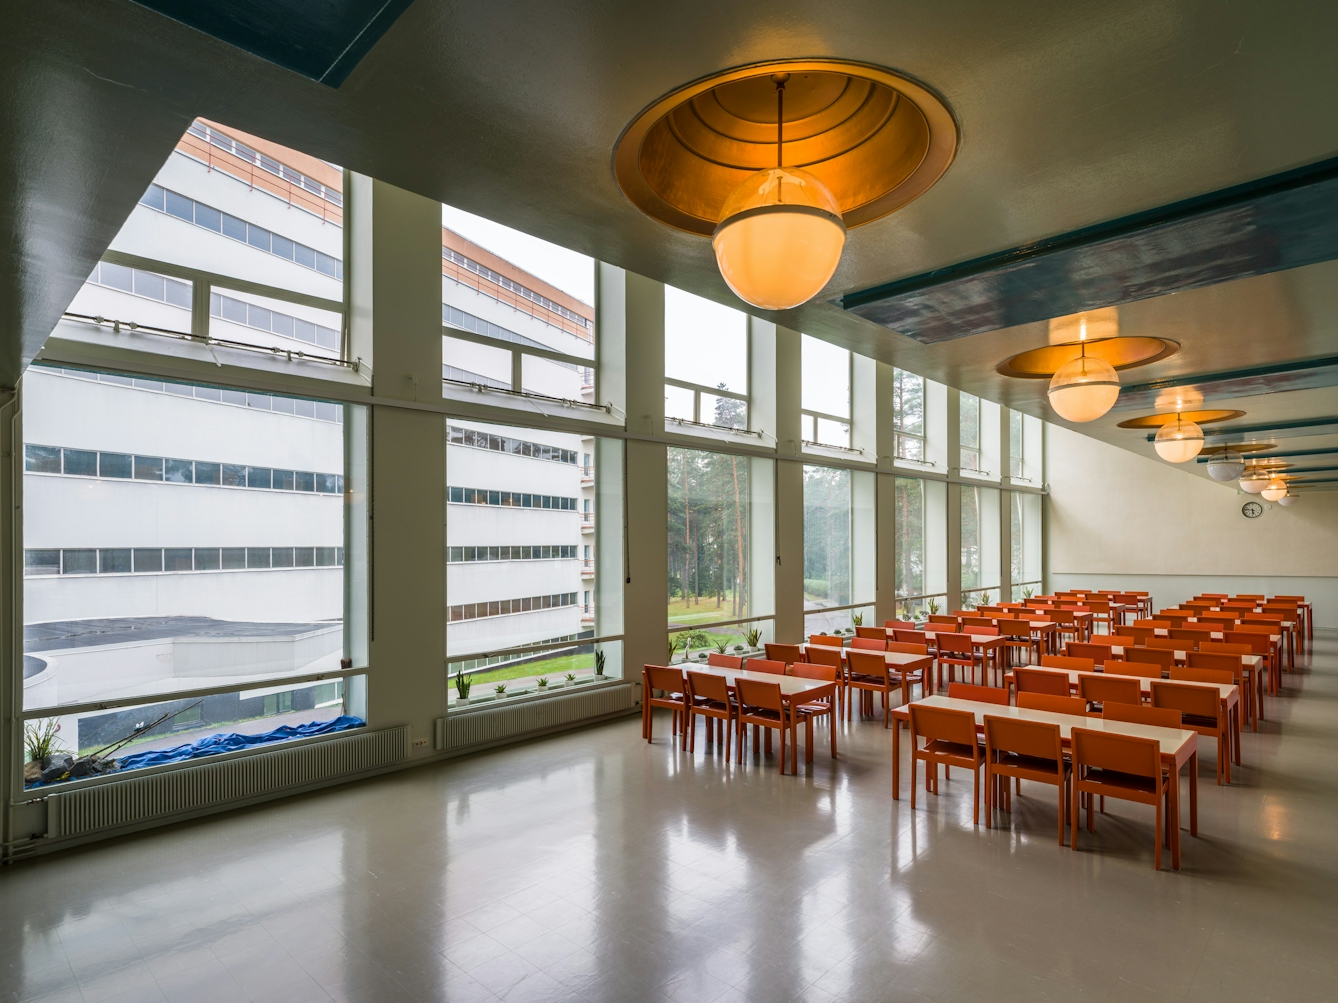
[1154,794,1163,871]
[1057,778,1066,845]
[1070,783,1080,850]
[972,766,980,826]
[985,767,993,828]
[910,753,918,809]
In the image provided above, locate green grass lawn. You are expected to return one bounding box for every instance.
[454,651,595,691]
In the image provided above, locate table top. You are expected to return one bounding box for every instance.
[803,643,933,668]
[921,631,1006,646]
[1102,647,1261,669]
[1013,667,1238,701]
[895,695,1198,756]
[686,663,835,696]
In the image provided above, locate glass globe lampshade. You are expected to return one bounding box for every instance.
[1239,470,1270,493]
[1206,449,1245,481]
[1153,417,1205,463]
[1261,478,1289,502]
[1277,492,1298,507]
[712,167,846,311]
[1047,353,1120,422]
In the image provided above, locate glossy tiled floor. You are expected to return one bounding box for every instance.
[5,636,1338,1003]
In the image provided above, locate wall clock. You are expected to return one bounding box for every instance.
[1241,501,1263,519]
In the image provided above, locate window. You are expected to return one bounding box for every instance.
[1012,491,1043,599]
[441,205,594,402]
[447,419,610,698]
[664,286,748,430]
[1009,410,1025,479]
[62,120,345,369]
[892,368,925,461]
[895,476,947,618]
[960,393,981,471]
[961,485,1001,607]
[801,465,875,635]
[667,446,769,654]
[22,367,365,788]
[801,335,851,447]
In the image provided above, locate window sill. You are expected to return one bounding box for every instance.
[448,676,629,713]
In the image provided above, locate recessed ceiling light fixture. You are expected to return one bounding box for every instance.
[614,60,958,310]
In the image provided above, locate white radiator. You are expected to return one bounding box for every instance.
[46,726,408,839]
[437,683,636,751]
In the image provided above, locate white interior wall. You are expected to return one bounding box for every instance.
[1046,424,1338,625]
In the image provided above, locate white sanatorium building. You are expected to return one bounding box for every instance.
[25,119,595,754]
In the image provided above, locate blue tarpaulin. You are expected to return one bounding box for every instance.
[114,715,366,772]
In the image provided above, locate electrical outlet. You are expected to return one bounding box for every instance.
[412,737,429,750]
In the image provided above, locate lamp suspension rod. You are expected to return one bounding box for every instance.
[773,72,789,168]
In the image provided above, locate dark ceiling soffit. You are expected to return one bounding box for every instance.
[840,154,1338,344]
[1197,446,1338,462]
[1144,415,1338,442]
[1114,357,1338,411]
[128,0,415,86]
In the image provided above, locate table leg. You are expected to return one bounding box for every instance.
[1169,759,1181,869]
[892,717,901,799]
[1189,751,1198,837]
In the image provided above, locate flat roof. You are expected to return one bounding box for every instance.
[25,616,338,652]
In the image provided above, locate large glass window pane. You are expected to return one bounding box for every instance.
[62,120,344,366]
[664,286,748,432]
[1009,410,1024,479]
[667,447,753,634]
[892,368,925,461]
[960,393,981,471]
[446,420,595,695]
[1012,491,1043,599]
[802,465,851,634]
[23,367,356,727]
[895,476,947,618]
[441,205,594,403]
[802,335,850,447]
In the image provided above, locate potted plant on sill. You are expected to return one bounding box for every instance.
[744,626,762,654]
[453,669,473,704]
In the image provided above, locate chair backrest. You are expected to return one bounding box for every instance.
[1132,646,1177,668]
[1014,667,1071,696]
[1071,727,1160,779]
[1271,594,1304,601]
[893,629,927,645]
[1243,613,1284,624]
[1123,626,1155,643]
[1102,702,1181,728]
[1170,665,1233,686]
[936,633,976,655]
[1187,651,1241,678]
[1041,654,1095,673]
[998,619,1033,638]
[1198,612,1238,625]
[941,682,1003,705]
[1049,610,1077,626]
[1078,673,1142,707]
[746,658,787,675]
[1132,619,1171,630]
[686,670,731,702]
[1151,680,1221,721]
[1262,603,1297,615]
[850,637,888,651]
[887,641,929,655]
[961,617,994,630]
[1231,623,1276,637]
[645,665,685,693]
[764,643,803,664]
[965,625,1001,636]
[707,652,742,669]
[984,715,1062,762]
[884,620,916,630]
[1067,642,1112,662]
[929,615,958,626]
[1198,593,1229,599]
[1103,659,1165,679]
[1143,637,1180,651]
[1169,628,1212,645]
[855,626,886,640]
[1017,692,1088,715]
[809,634,844,647]
[734,677,784,713]
[845,649,888,677]
[1087,599,1111,613]
[1199,641,1250,656]
[804,645,844,670]
[791,662,837,682]
[909,704,977,746]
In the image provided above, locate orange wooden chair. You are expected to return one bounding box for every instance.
[961,616,994,631]
[803,645,845,715]
[892,628,926,646]
[855,626,887,640]
[886,641,930,703]
[734,677,796,774]
[707,652,742,669]
[1070,728,1172,870]
[948,682,1009,705]
[1123,626,1156,644]
[984,715,1070,843]
[1143,637,1181,651]
[1078,672,1142,712]
[1169,628,1213,649]
[746,657,787,675]
[685,670,737,756]
[884,619,916,630]
[764,643,803,665]
[928,615,959,627]
[1017,692,1088,716]
[808,634,844,647]
[1131,619,1171,630]
[1229,626,1280,693]
[1102,702,1181,728]
[1171,665,1233,685]
[1188,651,1242,682]
[1151,680,1230,784]
[643,665,688,747]
[1198,612,1238,628]
[909,704,984,824]
[936,632,982,688]
[790,662,838,759]
[1041,654,1095,673]
[851,636,888,651]
[845,648,899,726]
[1086,599,1115,634]
[1067,641,1115,662]
[1131,646,1177,669]
[1102,658,1164,679]
[1014,666,1071,697]
[998,617,1039,667]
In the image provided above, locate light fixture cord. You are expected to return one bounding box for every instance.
[773,72,790,169]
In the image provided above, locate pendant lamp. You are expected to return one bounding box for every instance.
[1261,477,1289,502]
[712,74,846,311]
[1153,414,1205,463]
[1277,492,1298,507]
[1047,336,1120,422]
[1206,449,1245,481]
